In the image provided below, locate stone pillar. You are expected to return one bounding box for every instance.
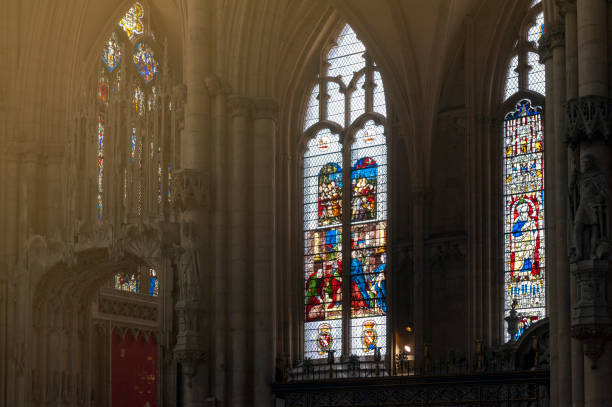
[227,95,251,406]
[548,20,573,406]
[567,1,612,406]
[251,98,278,405]
[174,0,213,405]
[206,75,230,404]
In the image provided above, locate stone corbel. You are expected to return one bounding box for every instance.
[227,95,252,118]
[174,169,210,213]
[566,96,612,148]
[205,74,232,97]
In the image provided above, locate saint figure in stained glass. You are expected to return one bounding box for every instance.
[351,157,377,221]
[133,43,159,84]
[503,99,546,340]
[318,163,342,226]
[102,32,121,72]
[119,2,144,40]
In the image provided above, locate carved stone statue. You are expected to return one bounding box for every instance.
[569,154,611,261]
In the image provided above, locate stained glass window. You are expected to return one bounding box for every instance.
[502,3,546,342]
[119,2,144,40]
[114,273,139,293]
[94,2,173,228]
[303,24,387,360]
[504,56,519,101]
[98,69,108,103]
[134,87,145,115]
[102,32,121,72]
[133,43,159,84]
[149,269,159,296]
[503,100,545,341]
[503,101,546,339]
[97,116,104,221]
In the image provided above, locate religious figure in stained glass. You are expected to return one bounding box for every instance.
[503,99,546,339]
[350,223,387,317]
[102,32,121,72]
[149,269,159,296]
[303,25,388,359]
[305,228,342,321]
[351,157,377,222]
[119,2,144,40]
[318,163,342,226]
[133,43,159,84]
[114,273,139,293]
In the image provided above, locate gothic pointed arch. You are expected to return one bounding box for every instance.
[501,0,546,342]
[302,23,389,360]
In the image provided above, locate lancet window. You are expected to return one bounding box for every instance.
[303,24,388,360]
[92,2,178,223]
[502,1,546,341]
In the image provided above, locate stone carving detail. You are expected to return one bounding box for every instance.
[569,154,611,261]
[505,299,520,342]
[122,223,162,264]
[228,95,252,118]
[570,260,611,366]
[566,96,612,148]
[98,296,158,321]
[174,169,210,212]
[538,34,552,63]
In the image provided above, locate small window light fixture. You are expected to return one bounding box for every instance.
[405,326,413,333]
[404,345,411,353]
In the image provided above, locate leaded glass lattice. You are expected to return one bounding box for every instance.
[505,56,519,101]
[503,99,546,341]
[303,24,388,359]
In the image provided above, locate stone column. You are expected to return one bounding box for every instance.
[251,98,279,405]
[173,0,213,404]
[567,1,612,406]
[206,75,230,404]
[547,20,573,406]
[227,95,251,406]
[562,3,586,406]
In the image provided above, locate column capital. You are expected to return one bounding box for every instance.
[565,95,612,148]
[555,0,576,15]
[227,95,252,118]
[549,22,565,48]
[252,97,280,121]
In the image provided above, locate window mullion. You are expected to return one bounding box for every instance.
[341,134,352,358]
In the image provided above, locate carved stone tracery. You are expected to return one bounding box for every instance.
[566,96,612,148]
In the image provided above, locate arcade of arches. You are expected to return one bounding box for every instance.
[1,0,612,406]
